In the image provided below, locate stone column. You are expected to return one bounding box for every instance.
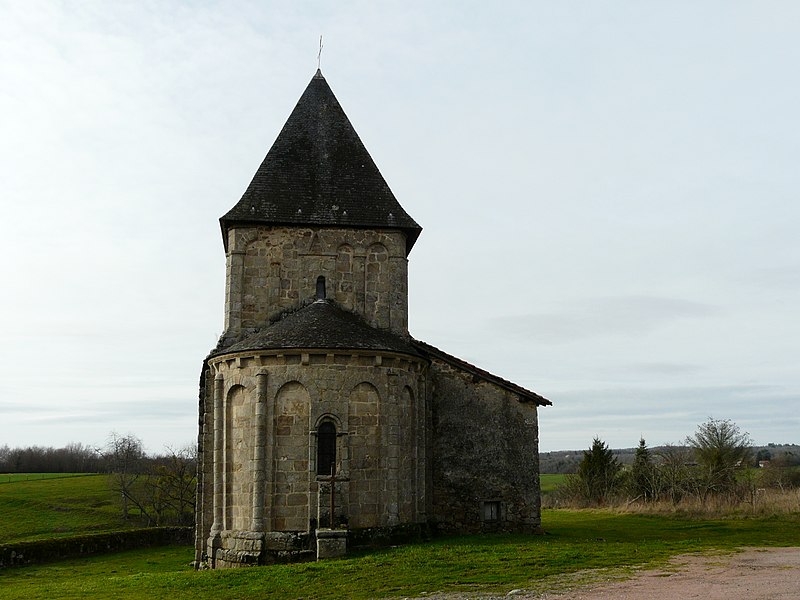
[210,373,225,535]
[224,248,246,336]
[353,251,366,316]
[251,371,268,531]
[265,373,275,530]
[385,372,400,526]
[418,369,430,521]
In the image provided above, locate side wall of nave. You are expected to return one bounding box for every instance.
[428,358,543,535]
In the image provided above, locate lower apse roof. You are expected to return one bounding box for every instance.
[214,299,420,357]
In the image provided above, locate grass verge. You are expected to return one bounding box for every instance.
[2,509,799,599]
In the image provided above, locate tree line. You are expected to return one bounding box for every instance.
[0,433,196,527]
[0,442,105,473]
[555,418,800,509]
[541,442,800,475]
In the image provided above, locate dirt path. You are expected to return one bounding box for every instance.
[531,547,800,599]
[416,547,800,600]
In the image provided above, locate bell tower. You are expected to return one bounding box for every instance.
[217,70,421,345]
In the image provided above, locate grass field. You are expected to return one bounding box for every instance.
[2,509,799,599]
[0,473,134,543]
[2,474,797,598]
[0,473,90,484]
[0,474,565,543]
[540,473,566,494]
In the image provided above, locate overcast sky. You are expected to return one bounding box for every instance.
[2,1,798,454]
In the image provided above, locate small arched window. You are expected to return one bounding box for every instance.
[317,421,336,475]
[316,275,326,300]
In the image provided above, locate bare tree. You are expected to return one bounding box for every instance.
[103,432,149,521]
[657,444,692,504]
[686,418,752,498]
[0,445,10,471]
[102,434,197,526]
[149,445,197,526]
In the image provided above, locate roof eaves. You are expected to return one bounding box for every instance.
[411,339,552,406]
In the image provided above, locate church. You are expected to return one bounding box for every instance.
[194,70,552,567]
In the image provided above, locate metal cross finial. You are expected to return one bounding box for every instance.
[318,35,323,71]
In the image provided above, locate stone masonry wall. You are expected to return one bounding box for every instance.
[199,349,427,567]
[428,358,542,535]
[223,227,409,339]
[195,369,215,565]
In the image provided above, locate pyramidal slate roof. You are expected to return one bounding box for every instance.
[221,70,422,254]
[215,299,420,357]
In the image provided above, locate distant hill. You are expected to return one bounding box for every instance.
[540,443,800,474]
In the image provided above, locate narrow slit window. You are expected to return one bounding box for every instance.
[317,421,336,475]
[316,275,326,300]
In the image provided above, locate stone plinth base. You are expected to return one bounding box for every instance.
[315,529,348,560]
[212,531,264,568]
[208,530,315,567]
[263,531,314,563]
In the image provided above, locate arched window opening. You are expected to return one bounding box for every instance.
[316,275,326,300]
[317,421,336,475]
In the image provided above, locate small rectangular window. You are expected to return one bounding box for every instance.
[483,501,500,522]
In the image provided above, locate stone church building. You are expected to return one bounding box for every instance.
[195,70,551,567]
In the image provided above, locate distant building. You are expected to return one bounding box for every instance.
[195,70,552,567]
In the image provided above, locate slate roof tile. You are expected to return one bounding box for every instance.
[221,70,422,254]
[215,299,420,357]
[411,339,552,406]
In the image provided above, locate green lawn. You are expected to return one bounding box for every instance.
[540,473,566,494]
[0,474,134,543]
[2,509,798,599]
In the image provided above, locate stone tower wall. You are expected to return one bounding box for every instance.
[222,226,409,340]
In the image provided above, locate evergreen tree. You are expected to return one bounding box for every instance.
[629,438,656,501]
[577,437,621,505]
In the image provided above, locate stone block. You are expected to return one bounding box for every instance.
[287,493,307,506]
[315,529,347,560]
[284,517,306,531]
